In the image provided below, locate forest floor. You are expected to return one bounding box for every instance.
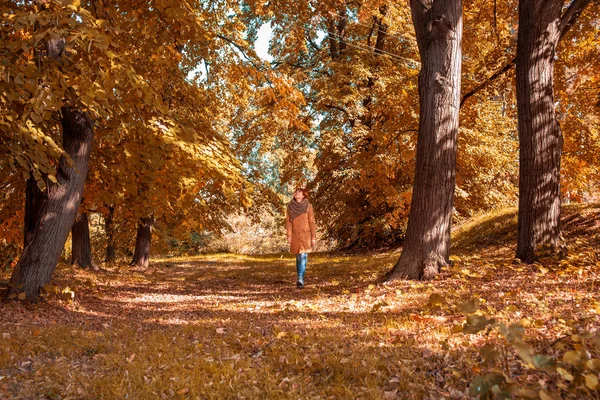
[1,204,600,399]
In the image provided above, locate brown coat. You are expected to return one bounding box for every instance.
[286,203,317,254]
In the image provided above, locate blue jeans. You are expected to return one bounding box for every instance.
[296,253,307,283]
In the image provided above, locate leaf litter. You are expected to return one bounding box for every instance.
[0,205,599,399]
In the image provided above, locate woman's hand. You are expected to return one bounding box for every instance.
[287,236,292,244]
[311,239,316,248]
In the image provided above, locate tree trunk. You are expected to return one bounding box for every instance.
[105,205,116,262]
[515,0,592,262]
[336,10,347,54]
[131,217,152,268]
[9,107,94,300]
[71,212,97,270]
[374,5,388,56]
[326,9,347,60]
[327,17,339,59]
[386,0,463,281]
[24,175,47,249]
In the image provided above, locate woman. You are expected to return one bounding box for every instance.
[286,188,317,288]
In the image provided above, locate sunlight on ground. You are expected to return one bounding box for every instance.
[1,206,599,399]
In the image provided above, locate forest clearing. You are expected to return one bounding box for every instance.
[1,205,599,399]
[2,0,600,398]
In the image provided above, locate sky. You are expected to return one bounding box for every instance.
[254,23,326,61]
[254,23,274,62]
[188,22,323,80]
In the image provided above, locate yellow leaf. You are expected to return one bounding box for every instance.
[585,374,599,390]
[587,359,600,371]
[557,367,574,381]
[539,390,556,400]
[458,299,478,314]
[277,331,287,338]
[563,350,580,365]
[30,112,43,124]
[18,292,26,301]
[514,343,534,366]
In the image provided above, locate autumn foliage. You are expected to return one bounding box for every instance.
[1,0,600,397]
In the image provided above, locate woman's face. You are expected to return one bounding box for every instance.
[294,190,305,202]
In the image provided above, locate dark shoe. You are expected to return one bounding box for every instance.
[296,281,304,289]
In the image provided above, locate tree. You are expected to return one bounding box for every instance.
[131,217,152,268]
[515,0,593,262]
[9,108,95,300]
[71,212,97,270]
[2,0,253,296]
[386,0,463,280]
[24,176,47,249]
[104,206,116,262]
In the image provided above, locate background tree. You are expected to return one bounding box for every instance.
[71,212,97,270]
[1,0,253,298]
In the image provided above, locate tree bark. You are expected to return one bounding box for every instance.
[374,5,388,56]
[515,0,593,262]
[326,10,347,60]
[71,212,97,270]
[105,205,116,262]
[24,175,47,249]
[327,17,339,59]
[130,217,152,268]
[386,0,463,281]
[9,107,94,300]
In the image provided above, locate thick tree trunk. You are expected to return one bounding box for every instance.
[105,205,116,262]
[9,108,94,300]
[24,175,47,249]
[71,212,97,270]
[515,0,592,262]
[130,217,152,268]
[515,0,563,263]
[386,0,463,281]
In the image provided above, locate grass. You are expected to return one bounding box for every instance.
[1,204,599,399]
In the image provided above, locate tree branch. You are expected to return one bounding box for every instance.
[460,57,516,108]
[384,129,419,150]
[215,34,264,72]
[460,0,595,109]
[324,103,350,118]
[305,30,321,52]
[559,0,594,42]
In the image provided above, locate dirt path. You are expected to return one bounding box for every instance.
[1,205,599,399]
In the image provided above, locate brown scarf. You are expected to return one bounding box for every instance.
[287,198,309,221]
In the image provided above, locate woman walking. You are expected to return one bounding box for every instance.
[286,188,317,288]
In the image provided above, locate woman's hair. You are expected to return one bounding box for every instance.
[294,187,309,199]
